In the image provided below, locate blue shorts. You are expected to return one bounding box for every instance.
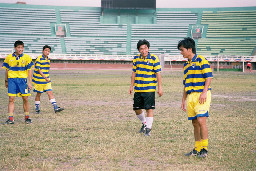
[8,78,31,97]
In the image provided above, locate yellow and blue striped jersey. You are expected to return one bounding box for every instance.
[2,53,33,78]
[183,54,213,94]
[133,53,161,92]
[32,55,51,84]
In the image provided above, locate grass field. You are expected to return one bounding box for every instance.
[0,69,255,170]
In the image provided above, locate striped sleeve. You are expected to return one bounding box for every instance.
[26,56,34,70]
[153,56,161,73]
[132,56,137,72]
[2,57,10,70]
[200,57,213,78]
[35,57,41,70]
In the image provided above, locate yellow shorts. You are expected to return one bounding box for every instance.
[187,91,211,120]
[33,82,52,93]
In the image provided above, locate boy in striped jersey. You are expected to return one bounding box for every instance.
[129,39,163,136]
[2,40,34,124]
[32,45,64,114]
[178,37,213,158]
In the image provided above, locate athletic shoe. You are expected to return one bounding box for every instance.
[25,118,32,124]
[35,110,40,114]
[139,123,146,133]
[144,128,151,136]
[184,148,198,156]
[55,107,64,113]
[197,148,208,158]
[4,119,14,124]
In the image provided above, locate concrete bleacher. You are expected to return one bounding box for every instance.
[0,3,255,57]
[64,37,126,55]
[0,7,56,35]
[197,9,256,56]
[0,35,62,54]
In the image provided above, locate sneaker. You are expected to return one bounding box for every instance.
[184,148,198,156]
[25,118,32,124]
[139,124,146,133]
[35,110,40,114]
[144,128,151,136]
[197,148,208,158]
[4,119,14,124]
[55,107,64,113]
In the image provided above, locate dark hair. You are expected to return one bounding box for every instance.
[177,37,196,54]
[43,45,51,51]
[137,39,150,50]
[14,40,24,47]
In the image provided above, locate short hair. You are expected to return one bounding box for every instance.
[14,40,24,47]
[43,45,51,51]
[177,37,196,54]
[137,39,150,50]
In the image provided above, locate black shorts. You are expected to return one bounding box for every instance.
[133,92,155,110]
[247,66,251,69]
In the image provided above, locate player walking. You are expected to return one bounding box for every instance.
[129,39,163,136]
[32,45,64,114]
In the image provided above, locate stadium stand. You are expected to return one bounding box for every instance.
[198,10,256,56]
[0,3,255,57]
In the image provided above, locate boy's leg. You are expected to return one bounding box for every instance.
[35,92,41,114]
[22,96,32,124]
[6,96,15,123]
[47,91,64,113]
[135,109,147,133]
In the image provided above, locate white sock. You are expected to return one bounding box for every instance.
[50,98,57,109]
[35,101,40,105]
[146,117,153,129]
[137,112,146,125]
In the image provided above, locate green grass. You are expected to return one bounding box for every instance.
[0,70,255,170]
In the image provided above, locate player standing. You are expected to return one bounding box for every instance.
[32,45,64,114]
[178,37,213,158]
[2,40,34,124]
[129,39,163,136]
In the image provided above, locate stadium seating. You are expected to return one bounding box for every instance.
[198,10,256,55]
[0,3,255,56]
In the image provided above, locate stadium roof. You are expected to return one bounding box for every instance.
[0,0,256,8]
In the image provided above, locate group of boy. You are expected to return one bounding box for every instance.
[2,41,64,124]
[3,37,212,158]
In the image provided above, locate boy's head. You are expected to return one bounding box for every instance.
[177,37,196,54]
[14,40,24,56]
[137,39,150,58]
[42,45,51,57]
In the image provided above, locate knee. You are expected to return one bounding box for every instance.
[9,98,15,103]
[192,120,200,128]
[22,97,29,103]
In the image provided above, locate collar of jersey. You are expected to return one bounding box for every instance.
[12,52,24,58]
[140,52,151,59]
[187,54,197,64]
[42,54,48,60]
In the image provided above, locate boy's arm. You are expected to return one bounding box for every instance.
[28,69,32,90]
[129,72,136,94]
[156,72,163,97]
[38,69,50,82]
[181,86,187,112]
[199,78,212,104]
[5,70,8,88]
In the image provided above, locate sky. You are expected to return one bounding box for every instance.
[0,0,256,8]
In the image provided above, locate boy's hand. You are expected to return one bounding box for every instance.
[129,86,133,95]
[199,91,207,104]
[157,87,163,97]
[45,77,50,82]
[28,83,32,90]
[181,101,186,112]
[5,81,8,88]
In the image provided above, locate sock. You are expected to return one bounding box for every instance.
[202,139,208,150]
[137,112,146,125]
[25,112,29,120]
[50,99,58,110]
[9,113,14,121]
[146,117,153,129]
[35,101,40,110]
[195,140,202,152]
